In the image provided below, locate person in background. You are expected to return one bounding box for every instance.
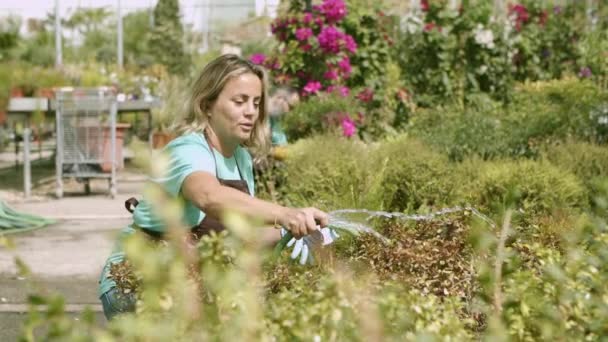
[267,86,299,148]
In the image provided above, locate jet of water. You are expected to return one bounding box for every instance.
[327,206,496,243]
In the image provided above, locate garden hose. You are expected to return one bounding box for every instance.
[0,201,56,235]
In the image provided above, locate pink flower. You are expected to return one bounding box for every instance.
[303,81,322,95]
[295,27,314,41]
[326,85,349,97]
[424,22,440,32]
[395,88,410,102]
[344,34,357,53]
[341,116,356,137]
[303,12,313,24]
[323,69,339,80]
[579,66,592,78]
[509,4,530,31]
[301,43,312,52]
[314,16,325,28]
[317,26,343,54]
[264,58,280,70]
[538,10,548,26]
[337,85,349,97]
[249,53,266,65]
[319,0,347,24]
[421,0,429,11]
[356,88,374,103]
[338,56,352,76]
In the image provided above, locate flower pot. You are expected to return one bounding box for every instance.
[10,87,24,98]
[152,131,174,149]
[37,88,54,99]
[77,123,131,172]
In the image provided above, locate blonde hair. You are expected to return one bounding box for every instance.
[175,54,270,154]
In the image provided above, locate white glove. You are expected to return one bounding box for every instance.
[280,227,340,265]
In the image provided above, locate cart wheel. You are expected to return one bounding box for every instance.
[110,186,117,199]
[84,181,91,195]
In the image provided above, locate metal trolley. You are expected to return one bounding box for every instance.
[55,87,119,198]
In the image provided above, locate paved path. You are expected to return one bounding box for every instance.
[0,175,145,340]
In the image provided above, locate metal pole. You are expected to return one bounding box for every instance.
[117,0,124,69]
[202,0,209,52]
[55,0,62,68]
[149,0,154,28]
[208,0,214,51]
[23,129,31,199]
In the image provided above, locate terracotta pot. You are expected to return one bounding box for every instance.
[77,123,131,172]
[10,87,24,98]
[152,131,174,149]
[37,88,54,99]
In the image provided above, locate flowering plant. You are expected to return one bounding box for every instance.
[252,0,357,98]
[250,0,401,139]
[396,1,514,105]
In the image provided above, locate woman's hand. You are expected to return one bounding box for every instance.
[277,207,329,239]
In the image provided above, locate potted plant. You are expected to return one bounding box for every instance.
[151,76,183,149]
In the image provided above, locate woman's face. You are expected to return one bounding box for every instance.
[208,72,262,144]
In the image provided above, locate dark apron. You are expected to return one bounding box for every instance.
[124,137,251,241]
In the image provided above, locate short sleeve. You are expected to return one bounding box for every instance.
[156,135,216,197]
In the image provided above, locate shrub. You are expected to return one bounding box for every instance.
[511,78,608,144]
[278,134,371,210]
[369,135,458,212]
[541,140,608,203]
[410,79,608,161]
[464,159,587,215]
[409,98,524,161]
[282,94,362,141]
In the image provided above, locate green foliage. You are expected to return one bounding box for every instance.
[17,185,608,341]
[123,10,155,68]
[370,135,459,212]
[410,97,521,161]
[542,140,608,203]
[342,0,396,90]
[278,135,371,210]
[577,28,608,88]
[464,159,587,215]
[511,78,608,144]
[396,2,513,106]
[152,75,187,132]
[282,94,362,140]
[0,15,21,61]
[410,78,608,161]
[149,0,190,75]
[64,7,115,63]
[508,1,582,82]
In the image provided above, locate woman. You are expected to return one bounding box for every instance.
[98,54,329,320]
[268,85,299,147]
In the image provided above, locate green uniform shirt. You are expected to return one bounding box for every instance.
[98,132,255,297]
[270,116,288,146]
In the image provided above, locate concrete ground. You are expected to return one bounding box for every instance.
[0,172,145,340]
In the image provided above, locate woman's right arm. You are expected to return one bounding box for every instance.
[181,171,328,238]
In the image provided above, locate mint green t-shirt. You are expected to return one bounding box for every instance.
[98,133,255,297]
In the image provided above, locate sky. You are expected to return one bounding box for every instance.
[0,0,279,33]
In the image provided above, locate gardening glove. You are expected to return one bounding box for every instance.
[280,227,340,265]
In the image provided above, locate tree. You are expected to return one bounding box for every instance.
[64,7,114,63]
[0,15,22,61]
[123,10,154,67]
[148,0,190,75]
